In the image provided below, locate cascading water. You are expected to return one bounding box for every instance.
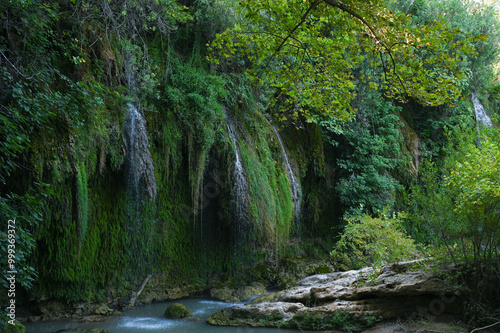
[471,93,493,128]
[125,103,157,203]
[273,126,302,229]
[226,118,248,226]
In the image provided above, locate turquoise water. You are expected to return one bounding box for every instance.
[24,298,311,333]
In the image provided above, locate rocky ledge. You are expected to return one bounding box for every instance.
[207,261,463,331]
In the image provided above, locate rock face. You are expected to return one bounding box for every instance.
[207,261,463,331]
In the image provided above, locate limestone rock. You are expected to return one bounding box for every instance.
[207,261,463,331]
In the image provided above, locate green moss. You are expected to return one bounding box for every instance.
[76,162,88,245]
[20,0,341,305]
[1,320,25,333]
[163,303,192,319]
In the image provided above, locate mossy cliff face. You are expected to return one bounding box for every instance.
[29,99,334,303]
[0,1,340,306]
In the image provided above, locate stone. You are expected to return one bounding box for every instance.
[207,261,463,331]
[235,282,267,301]
[163,303,192,319]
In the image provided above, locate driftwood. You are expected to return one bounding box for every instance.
[127,274,152,308]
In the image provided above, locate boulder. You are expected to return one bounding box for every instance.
[207,261,463,331]
[163,303,192,319]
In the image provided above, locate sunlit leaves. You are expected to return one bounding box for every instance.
[209,0,479,120]
[331,210,418,269]
[448,132,500,217]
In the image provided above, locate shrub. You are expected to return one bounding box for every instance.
[331,210,419,269]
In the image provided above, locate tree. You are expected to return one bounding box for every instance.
[447,131,500,266]
[406,128,500,322]
[209,0,479,121]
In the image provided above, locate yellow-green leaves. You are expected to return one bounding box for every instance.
[209,0,479,120]
[331,211,418,269]
[448,133,500,215]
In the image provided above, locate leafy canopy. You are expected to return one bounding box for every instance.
[209,0,480,121]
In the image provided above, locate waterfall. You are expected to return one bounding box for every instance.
[273,126,302,226]
[226,118,248,225]
[471,93,493,128]
[125,103,157,203]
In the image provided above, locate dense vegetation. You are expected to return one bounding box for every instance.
[0,0,499,329]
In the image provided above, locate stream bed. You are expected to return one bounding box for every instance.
[24,298,311,333]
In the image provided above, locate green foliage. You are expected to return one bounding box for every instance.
[333,88,405,216]
[163,58,226,150]
[76,163,88,246]
[238,116,295,248]
[289,310,368,331]
[74,0,192,36]
[0,183,51,291]
[390,0,500,158]
[406,128,500,264]
[392,0,500,93]
[405,128,500,321]
[331,210,419,269]
[209,0,478,121]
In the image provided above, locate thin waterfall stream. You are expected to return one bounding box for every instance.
[226,118,248,226]
[273,126,302,234]
[125,103,157,203]
[471,93,493,128]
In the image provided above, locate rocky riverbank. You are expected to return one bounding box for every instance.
[18,257,332,323]
[208,261,464,331]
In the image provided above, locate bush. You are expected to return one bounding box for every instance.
[331,210,419,269]
[405,128,500,322]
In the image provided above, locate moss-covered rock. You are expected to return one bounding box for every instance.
[210,287,239,302]
[235,282,267,301]
[163,303,192,319]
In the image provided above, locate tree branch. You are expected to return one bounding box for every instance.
[322,0,383,45]
[265,0,321,68]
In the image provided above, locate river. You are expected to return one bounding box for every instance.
[24,298,312,333]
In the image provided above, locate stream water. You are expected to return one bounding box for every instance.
[125,103,157,203]
[24,298,309,333]
[226,117,249,227]
[272,127,301,224]
[471,93,493,128]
